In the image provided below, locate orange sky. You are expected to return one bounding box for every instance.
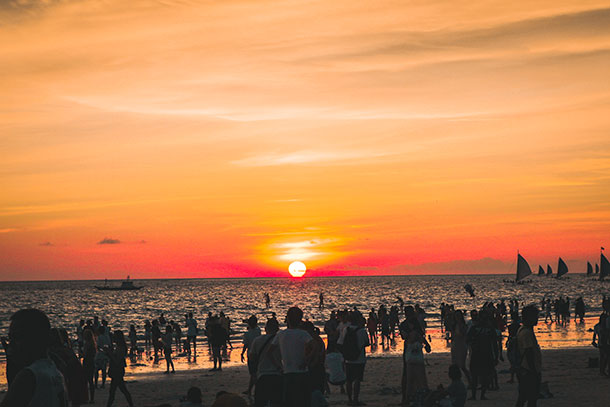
[1,1,609,280]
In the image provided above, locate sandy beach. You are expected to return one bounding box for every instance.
[70,347,609,407]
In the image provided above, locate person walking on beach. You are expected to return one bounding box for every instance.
[400,307,430,405]
[304,321,326,397]
[249,318,282,407]
[467,310,498,401]
[163,325,176,374]
[186,312,198,356]
[106,330,134,407]
[242,315,262,396]
[450,310,471,385]
[209,316,226,371]
[0,309,68,407]
[337,311,370,406]
[271,306,313,407]
[95,325,111,388]
[592,313,608,376]
[82,329,97,403]
[324,311,339,350]
[515,305,542,407]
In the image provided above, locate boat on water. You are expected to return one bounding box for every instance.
[556,257,569,279]
[600,250,609,281]
[96,277,143,291]
[515,253,532,283]
[587,262,593,277]
[537,265,545,276]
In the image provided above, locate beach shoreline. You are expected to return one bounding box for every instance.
[24,347,604,407]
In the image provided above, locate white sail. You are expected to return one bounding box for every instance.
[557,257,568,278]
[516,254,532,282]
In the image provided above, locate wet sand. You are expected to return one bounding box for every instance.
[73,347,608,407]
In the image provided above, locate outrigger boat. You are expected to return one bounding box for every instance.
[96,276,143,291]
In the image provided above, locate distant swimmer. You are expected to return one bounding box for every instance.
[264,293,270,308]
[464,284,475,297]
[319,292,324,309]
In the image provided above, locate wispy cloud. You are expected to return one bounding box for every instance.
[232,150,392,167]
[0,228,18,234]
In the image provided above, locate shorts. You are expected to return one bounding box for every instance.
[345,363,365,382]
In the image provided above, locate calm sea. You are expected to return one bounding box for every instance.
[0,274,608,387]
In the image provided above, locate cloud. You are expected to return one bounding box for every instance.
[232,150,392,167]
[39,241,54,246]
[393,257,511,274]
[0,228,18,233]
[98,237,120,244]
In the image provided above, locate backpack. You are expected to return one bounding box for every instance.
[342,327,360,361]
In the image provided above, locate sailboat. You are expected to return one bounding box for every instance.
[516,253,532,282]
[546,265,553,276]
[601,252,609,281]
[538,265,545,276]
[596,263,600,274]
[556,257,569,279]
[587,262,593,276]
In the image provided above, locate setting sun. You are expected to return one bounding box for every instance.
[288,261,307,278]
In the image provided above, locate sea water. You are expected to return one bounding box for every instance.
[0,274,608,386]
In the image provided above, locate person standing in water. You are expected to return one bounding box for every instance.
[163,325,176,374]
[185,312,198,356]
[319,293,324,309]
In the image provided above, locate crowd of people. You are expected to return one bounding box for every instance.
[1,293,609,407]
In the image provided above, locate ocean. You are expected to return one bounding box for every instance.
[0,274,608,386]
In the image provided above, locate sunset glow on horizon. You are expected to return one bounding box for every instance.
[1,1,609,280]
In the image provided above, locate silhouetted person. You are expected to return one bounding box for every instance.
[0,308,68,407]
[82,329,97,403]
[467,310,498,400]
[128,325,137,357]
[94,325,111,388]
[319,292,324,309]
[242,315,261,395]
[49,328,88,406]
[106,330,133,407]
[249,318,281,407]
[339,311,370,406]
[185,312,198,356]
[450,310,471,384]
[163,325,176,373]
[208,317,225,371]
[592,313,609,376]
[303,321,326,396]
[516,305,541,407]
[144,320,152,348]
[271,306,313,407]
[180,386,203,406]
[152,319,162,362]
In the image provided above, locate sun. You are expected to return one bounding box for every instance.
[288,261,307,278]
